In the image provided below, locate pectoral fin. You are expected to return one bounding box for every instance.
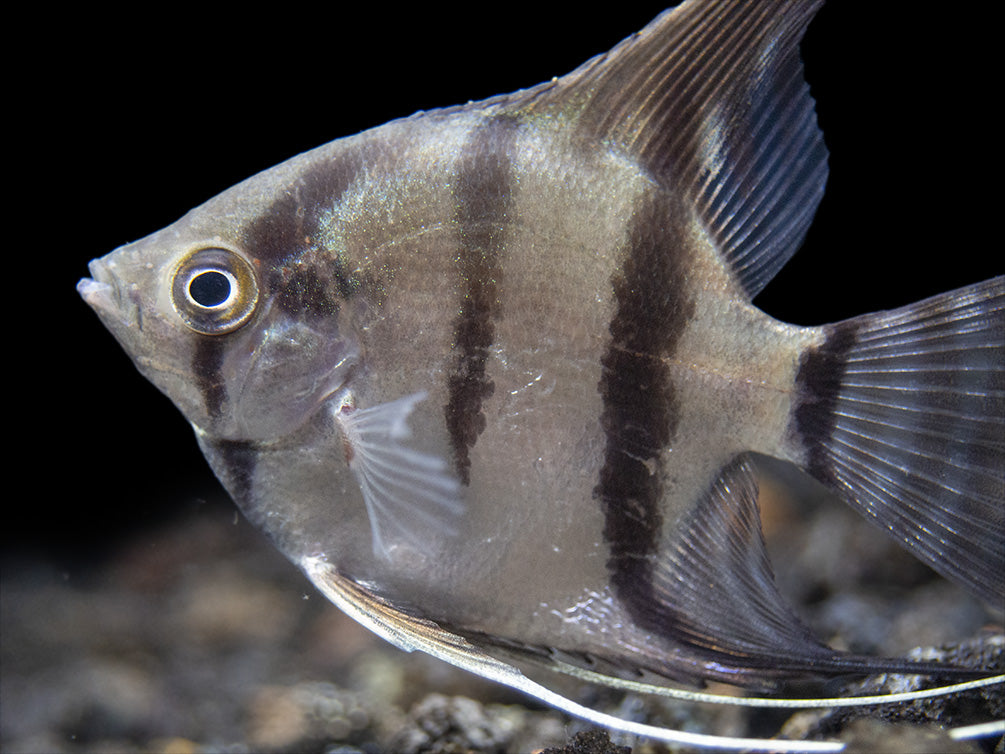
[335,392,464,558]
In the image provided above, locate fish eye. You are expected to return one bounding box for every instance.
[189,270,234,308]
[171,247,259,335]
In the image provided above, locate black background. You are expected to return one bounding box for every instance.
[17,3,999,563]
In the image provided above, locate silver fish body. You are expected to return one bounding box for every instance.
[79,0,1003,738]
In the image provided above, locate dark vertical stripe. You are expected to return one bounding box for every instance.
[444,116,520,484]
[241,151,366,264]
[790,320,858,484]
[190,151,368,420]
[250,148,380,325]
[192,338,227,419]
[594,189,695,619]
[203,437,259,507]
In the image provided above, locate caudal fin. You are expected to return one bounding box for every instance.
[789,276,1004,606]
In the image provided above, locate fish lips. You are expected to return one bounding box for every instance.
[78,258,134,329]
[78,256,157,378]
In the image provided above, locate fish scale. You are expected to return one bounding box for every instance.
[78,0,1003,748]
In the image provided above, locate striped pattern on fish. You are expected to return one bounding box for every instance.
[78,0,1002,745]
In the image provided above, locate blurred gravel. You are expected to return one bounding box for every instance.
[2,460,1002,753]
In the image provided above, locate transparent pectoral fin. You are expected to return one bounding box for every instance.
[334,392,464,558]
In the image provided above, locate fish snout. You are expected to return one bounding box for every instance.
[78,258,136,330]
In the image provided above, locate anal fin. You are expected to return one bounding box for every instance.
[637,456,976,683]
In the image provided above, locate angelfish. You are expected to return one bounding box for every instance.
[79,0,1003,749]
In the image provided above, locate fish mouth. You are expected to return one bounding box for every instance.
[77,258,132,327]
[78,258,115,307]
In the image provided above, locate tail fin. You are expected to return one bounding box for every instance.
[789,276,1004,606]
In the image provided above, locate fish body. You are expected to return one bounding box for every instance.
[79,0,1003,740]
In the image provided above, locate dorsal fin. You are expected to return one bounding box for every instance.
[525,0,827,296]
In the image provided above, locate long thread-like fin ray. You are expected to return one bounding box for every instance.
[303,558,1004,752]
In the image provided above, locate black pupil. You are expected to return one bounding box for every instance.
[189,270,232,307]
